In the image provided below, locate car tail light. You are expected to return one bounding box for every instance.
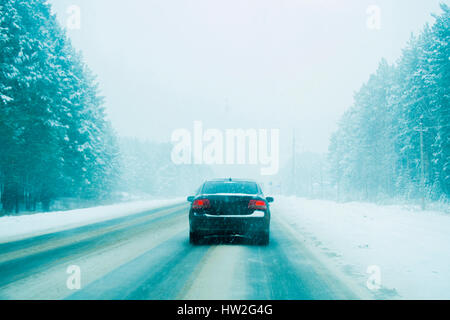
[192,199,211,209]
[248,200,267,210]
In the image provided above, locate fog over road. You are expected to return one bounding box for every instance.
[0,203,367,300]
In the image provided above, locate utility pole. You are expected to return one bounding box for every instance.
[414,122,427,210]
[292,128,296,196]
[319,160,324,199]
[419,122,426,210]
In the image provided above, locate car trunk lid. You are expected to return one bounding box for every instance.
[203,194,257,216]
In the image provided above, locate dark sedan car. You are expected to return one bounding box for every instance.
[187,179,273,245]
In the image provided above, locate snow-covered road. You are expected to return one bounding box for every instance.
[0,197,448,300]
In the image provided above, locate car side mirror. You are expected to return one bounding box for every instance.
[266,197,274,203]
[187,196,195,202]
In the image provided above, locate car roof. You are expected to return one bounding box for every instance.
[199,179,263,195]
[206,178,257,183]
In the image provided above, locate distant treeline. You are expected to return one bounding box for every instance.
[119,138,213,198]
[328,4,449,202]
[0,1,214,215]
[0,0,119,213]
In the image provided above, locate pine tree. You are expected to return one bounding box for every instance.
[0,0,120,213]
[327,5,449,204]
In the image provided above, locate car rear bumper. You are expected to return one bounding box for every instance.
[190,211,270,236]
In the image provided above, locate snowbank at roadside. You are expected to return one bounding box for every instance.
[273,196,450,299]
[0,198,185,243]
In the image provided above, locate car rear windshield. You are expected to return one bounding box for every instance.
[202,181,259,194]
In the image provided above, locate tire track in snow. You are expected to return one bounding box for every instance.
[0,212,188,299]
[179,244,248,300]
[0,205,188,291]
[67,232,212,300]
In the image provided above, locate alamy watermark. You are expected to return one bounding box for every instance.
[366,265,381,290]
[171,121,280,176]
[66,265,81,290]
[366,5,381,31]
[66,5,81,30]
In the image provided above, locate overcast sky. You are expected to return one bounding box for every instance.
[49,0,445,170]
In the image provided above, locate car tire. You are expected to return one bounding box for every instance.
[190,231,200,245]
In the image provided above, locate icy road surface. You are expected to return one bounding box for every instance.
[0,201,370,300]
[1,198,448,300]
